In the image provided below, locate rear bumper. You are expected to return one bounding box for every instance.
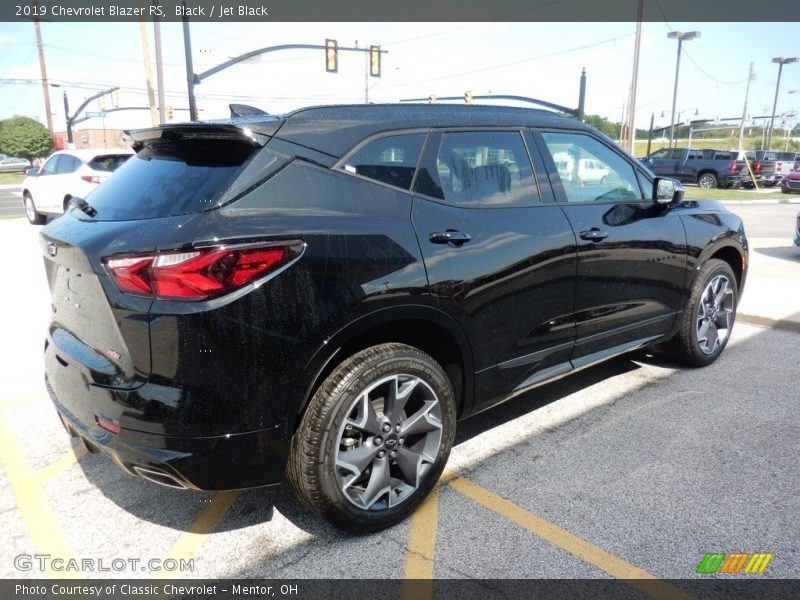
[47,378,288,491]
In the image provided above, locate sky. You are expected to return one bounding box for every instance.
[0,20,798,136]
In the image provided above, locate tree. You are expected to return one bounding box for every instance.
[583,114,620,139]
[0,116,53,160]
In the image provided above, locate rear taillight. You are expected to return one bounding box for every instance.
[81,175,103,185]
[729,160,736,174]
[754,160,762,174]
[103,241,305,301]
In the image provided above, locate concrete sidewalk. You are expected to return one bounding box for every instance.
[737,237,800,331]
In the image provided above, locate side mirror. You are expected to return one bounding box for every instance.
[654,177,684,205]
[25,167,39,177]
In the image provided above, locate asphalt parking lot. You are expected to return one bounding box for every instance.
[1,203,798,594]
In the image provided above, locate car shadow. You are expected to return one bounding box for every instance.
[74,354,645,535]
[753,245,800,262]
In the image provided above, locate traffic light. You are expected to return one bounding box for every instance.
[464,90,472,105]
[111,89,119,108]
[325,39,338,73]
[369,45,381,77]
[166,105,174,120]
[428,94,437,104]
[98,95,107,110]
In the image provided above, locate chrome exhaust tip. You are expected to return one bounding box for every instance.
[132,466,188,490]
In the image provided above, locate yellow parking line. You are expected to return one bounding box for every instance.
[448,475,694,600]
[0,414,83,579]
[401,486,441,599]
[153,490,239,578]
[35,444,88,485]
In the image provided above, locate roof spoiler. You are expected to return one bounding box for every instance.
[124,119,283,151]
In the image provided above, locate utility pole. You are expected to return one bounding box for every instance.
[153,8,166,124]
[33,18,53,133]
[182,1,198,121]
[625,0,643,153]
[738,62,754,151]
[138,20,159,126]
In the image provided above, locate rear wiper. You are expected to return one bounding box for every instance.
[69,197,97,217]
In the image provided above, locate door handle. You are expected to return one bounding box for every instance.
[429,230,472,247]
[579,228,609,242]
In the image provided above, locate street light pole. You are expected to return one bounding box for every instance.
[61,91,72,146]
[667,30,701,149]
[766,57,798,150]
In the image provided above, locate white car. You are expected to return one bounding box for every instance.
[22,149,133,224]
[577,158,610,184]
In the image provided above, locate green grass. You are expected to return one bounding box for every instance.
[0,173,25,185]
[683,187,789,201]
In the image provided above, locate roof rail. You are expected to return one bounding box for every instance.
[400,69,587,120]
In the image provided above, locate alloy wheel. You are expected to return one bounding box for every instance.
[695,274,734,354]
[334,373,443,511]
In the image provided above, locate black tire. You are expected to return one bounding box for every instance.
[287,343,456,532]
[23,192,45,225]
[697,172,718,189]
[664,259,738,367]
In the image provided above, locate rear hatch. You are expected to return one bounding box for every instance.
[42,121,284,402]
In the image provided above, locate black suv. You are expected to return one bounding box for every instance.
[40,104,748,531]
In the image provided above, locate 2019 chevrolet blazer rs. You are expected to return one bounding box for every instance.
[40,104,748,531]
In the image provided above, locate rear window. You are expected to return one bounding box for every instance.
[82,140,257,221]
[88,154,132,172]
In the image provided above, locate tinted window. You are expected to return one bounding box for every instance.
[342,133,425,190]
[648,148,671,160]
[82,140,258,221]
[56,155,81,174]
[39,155,60,176]
[541,132,645,203]
[417,131,538,206]
[88,154,131,172]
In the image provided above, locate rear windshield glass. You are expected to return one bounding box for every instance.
[82,140,256,221]
[88,154,132,172]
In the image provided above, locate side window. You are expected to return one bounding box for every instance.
[39,155,60,176]
[56,155,81,174]
[541,132,646,204]
[417,131,538,206]
[648,148,671,160]
[342,133,425,190]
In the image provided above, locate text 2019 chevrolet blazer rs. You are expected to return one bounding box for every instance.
[40,104,747,531]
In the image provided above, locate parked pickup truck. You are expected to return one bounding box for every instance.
[737,150,780,188]
[641,148,744,189]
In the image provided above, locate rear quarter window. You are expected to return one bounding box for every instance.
[341,133,425,190]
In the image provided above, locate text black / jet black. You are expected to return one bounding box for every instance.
[40,104,747,531]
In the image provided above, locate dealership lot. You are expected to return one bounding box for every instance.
[1,205,798,588]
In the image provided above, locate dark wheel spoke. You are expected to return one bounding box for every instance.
[400,401,442,437]
[346,391,383,436]
[395,446,427,488]
[361,457,391,508]
[384,376,418,425]
[336,443,380,479]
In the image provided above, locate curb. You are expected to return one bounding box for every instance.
[0,184,22,190]
[738,314,800,334]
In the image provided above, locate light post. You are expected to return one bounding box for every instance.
[766,57,798,149]
[50,84,119,149]
[786,89,798,151]
[667,31,701,149]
